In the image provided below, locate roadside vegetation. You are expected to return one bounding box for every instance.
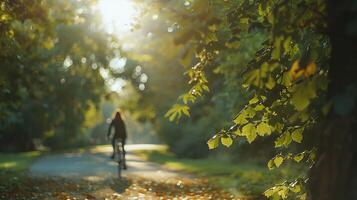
[135,148,306,199]
[0,151,42,172]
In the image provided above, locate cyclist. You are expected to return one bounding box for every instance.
[107,111,127,169]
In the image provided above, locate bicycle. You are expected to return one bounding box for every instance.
[114,138,125,178]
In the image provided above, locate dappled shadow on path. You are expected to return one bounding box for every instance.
[30,145,191,181]
[0,174,237,200]
[0,173,131,200]
[118,177,236,200]
[15,145,239,199]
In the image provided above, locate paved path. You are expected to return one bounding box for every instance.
[30,144,187,181]
[26,144,235,199]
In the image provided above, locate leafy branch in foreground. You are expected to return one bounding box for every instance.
[160,0,329,199]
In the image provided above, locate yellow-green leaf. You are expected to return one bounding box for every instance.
[264,186,278,197]
[265,75,276,90]
[282,72,292,87]
[274,156,284,167]
[293,153,304,162]
[272,36,283,60]
[268,159,275,170]
[275,132,292,148]
[249,96,259,104]
[182,106,190,117]
[277,186,289,199]
[291,81,317,111]
[290,184,301,193]
[242,123,257,143]
[299,193,307,200]
[165,104,190,121]
[207,135,219,149]
[234,129,244,136]
[254,104,265,111]
[291,128,303,143]
[180,93,195,104]
[221,136,233,147]
[234,111,248,124]
[240,17,249,24]
[244,69,262,87]
[247,131,257,143]
[257,122,271,136]
[245,107,256,118]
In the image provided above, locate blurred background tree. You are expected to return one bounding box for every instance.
[0,0,155,151]
[1,0,356,199]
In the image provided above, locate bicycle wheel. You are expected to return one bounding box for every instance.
[116,140,124,178]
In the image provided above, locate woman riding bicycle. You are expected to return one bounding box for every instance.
[107,111,127,169]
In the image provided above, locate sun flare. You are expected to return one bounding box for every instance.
[97,0,138,33]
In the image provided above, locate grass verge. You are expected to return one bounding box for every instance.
[134,149,307,199]
[0,151,45,194]
[0,151,43,172]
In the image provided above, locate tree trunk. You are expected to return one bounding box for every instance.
[308,0,357,199]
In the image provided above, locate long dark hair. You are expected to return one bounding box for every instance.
[113,111,124,124]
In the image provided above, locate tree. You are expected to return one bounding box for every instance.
[124,1,250,157]
[0,0,124,150]
[148,0,355,199]
[308,1,357,199]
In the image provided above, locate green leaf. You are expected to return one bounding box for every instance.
[221,136,233,147]
[264,186,278,197]
[181,106,190,117]
[309,150,316,162]
[247,131,257,144]
[180,47,195,68]
[205,32,218,44]
[267,12,274,24]
[165,104,190,121]
[272,36,283,60]
[275,132,292,148]
[179,93,195,104]
[254,104,265,111]
[284,133,292,147]
[249,96,259,104]
[283,36,292,55]
[277,186,289,199]
[242,123,257,143]
[293,153,304,162]
[275,134,285,147]
[257,122,271,136]
[202,84,210,92]
[234,107,255,125]
[282,72,292,87]
[245,107,256,118]
[290,184,301,193]
[291,128,303,143]
[225,41,240,49]
[207,135,219,149]
[234,109,248,124]
[234,129,244,136]
[291,81,317,111]
[244,69,262,87]
[291,89,310,111]
[299,193,307,200]
[265,75,276,90]
[274,156,284,167]
[268,159,275,170]
[272,122,284,132]
[240,17,249,24]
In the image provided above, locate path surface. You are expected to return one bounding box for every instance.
[30,144,187,181]
[22,144,236,200]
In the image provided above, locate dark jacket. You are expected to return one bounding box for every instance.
[108,114,127,139]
